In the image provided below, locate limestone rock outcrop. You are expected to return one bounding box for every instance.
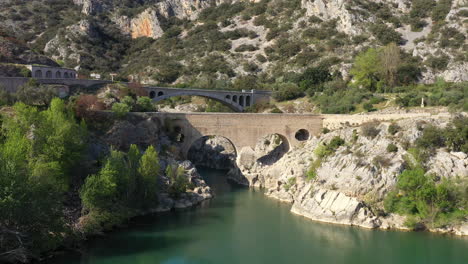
[156,160,213,212]
[230,115,468,235]
[103,117,160,150]
[117,8,165,39]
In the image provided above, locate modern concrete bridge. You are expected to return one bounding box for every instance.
[0,77,271,112]
[150,112,323,158]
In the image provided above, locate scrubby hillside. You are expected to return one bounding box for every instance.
[1,0,466,84]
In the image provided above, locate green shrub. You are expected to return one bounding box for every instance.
[426,55,450,71]
[314,144,333,159]
[306,159,322,181]
[112,103,131,118]
[243,62,259,73]
[299,66,332,91]
[369,24,403,45]
[405,147,430,169]
[388,123,401,135]
[235,44,258,52]
[387,143,398,153]
[0,89,16,106]
[272,83,303,102]
[361,122,381,139]
[352,129,359,143]
[410,17,428,31]
[328,136,345,150]
[136,97,154,112]
[431,0,452,22]
[270,106,283,113]
[384,168,467,229]
[256,54,267,63]
[284,177,297,191]
[314,136,344,159]
[363,102,375,112]
[443,116,468,153]
[20,67,31,77]
[416,125,445,149]
[410,0,436,18]
[166,164,189,198]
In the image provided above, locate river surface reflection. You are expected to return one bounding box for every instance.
[50,168,468,264]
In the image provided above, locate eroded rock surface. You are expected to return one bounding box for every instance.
[230,116,468,235]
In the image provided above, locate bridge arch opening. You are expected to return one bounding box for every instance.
[149,91,156,98]
[158,91,164,97]
[187,135,237,170]
[232,95,238,103]
[64,72,69,78]
[246,96,251,107]
[295,129,310,141]
[34,70,42,78]
[56,71,62,78]
[239,95,244,106]
[225,95,231,100]
[256,133,289,166]
[45,71,52,78]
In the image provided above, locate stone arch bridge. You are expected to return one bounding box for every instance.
[146,87,271,112]
[151,112,323,158]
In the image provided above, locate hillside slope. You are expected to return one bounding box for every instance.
[0,0,467,86]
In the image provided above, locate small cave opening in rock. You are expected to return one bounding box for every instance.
[295,129,310,141]
[256,133,289,165]
[172,126,184,143]
[187,136,237,170]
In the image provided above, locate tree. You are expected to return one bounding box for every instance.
[299,66,331,92]
[379,43,401,89]
[166,164,189,198]
[138,146,160,206]
[136,96,154,112]
[112,102,131,118]
[0,99,87,261]
[350,48,381,91]
[80,164,118,210]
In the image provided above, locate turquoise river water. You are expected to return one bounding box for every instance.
[51,168,468,264]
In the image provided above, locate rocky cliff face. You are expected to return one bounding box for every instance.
[228,115,468,235]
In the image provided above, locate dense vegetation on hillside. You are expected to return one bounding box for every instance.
[384,116,468,228]
[1,0,466,114]
[0,99,87,261]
